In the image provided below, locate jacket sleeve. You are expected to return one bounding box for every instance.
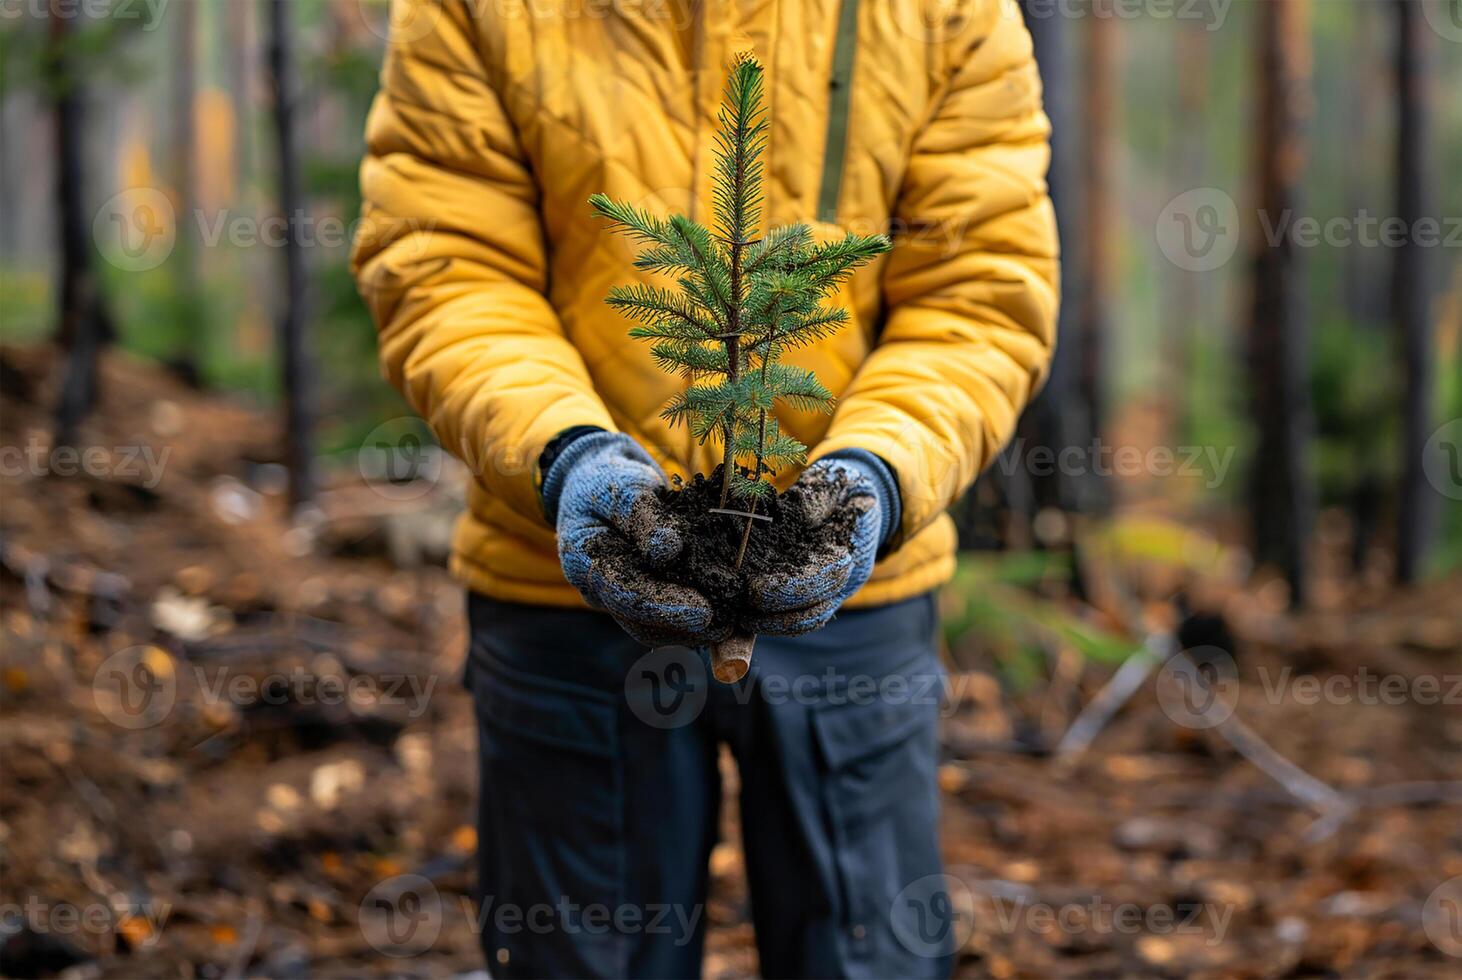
[811,0,1059,546]
[350,0,616,525]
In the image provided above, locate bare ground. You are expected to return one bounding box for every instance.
[1,346,1458,978]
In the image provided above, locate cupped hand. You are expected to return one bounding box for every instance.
[739,452,898,636]
[549,432,724,647]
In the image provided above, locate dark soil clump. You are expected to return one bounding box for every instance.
[652,465,859,637]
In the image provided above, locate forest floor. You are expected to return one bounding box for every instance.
[1,345,1459,978]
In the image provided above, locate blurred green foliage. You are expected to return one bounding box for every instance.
[943,515,1240,689]
[1312,317,1398,501]
[943,551,1139,692]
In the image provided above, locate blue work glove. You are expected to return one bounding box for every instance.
[543,431,720,647]
[741,450,901,635]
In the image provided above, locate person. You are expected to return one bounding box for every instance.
[352,1,1057,975]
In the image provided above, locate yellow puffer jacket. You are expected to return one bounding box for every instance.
[352,0,1059,609]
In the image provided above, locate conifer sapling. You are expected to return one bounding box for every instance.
[589,55,889,680]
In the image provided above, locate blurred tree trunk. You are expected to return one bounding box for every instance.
[1342,1,1385,572]
[268,0,315,508]
[1006,0,1100,539]
[1392,0,1433,583]
[50,0,114,446]
[170,0,201,384]
[1341,1,1386,328]
[1077,0,1115,450]
[227,0,253,181]
[1247,0,1315,605]
[1165,24,1208,442]
[982,0,1105,552]
[969,0,1105,553]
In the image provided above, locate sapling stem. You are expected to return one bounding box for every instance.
[718,419,733,508]
[733,299,778,569]
[733,498,756,571]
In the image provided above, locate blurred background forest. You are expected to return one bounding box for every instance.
[1,1,1460,977]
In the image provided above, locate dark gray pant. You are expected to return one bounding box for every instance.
[465,592,950,979]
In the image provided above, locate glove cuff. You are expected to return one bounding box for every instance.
[821,449,902,551]
[538,427,612,523]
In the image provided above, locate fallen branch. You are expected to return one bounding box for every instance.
[1155,649,1462,844]
[1054,633,1172,763]
[0,537,131,610]
[1048,598,1454,846]
[223,909,262,980]
[1210,708,1347,813]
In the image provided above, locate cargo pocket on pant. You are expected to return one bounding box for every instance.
[472,656,628,975]
[810,682,942,962]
